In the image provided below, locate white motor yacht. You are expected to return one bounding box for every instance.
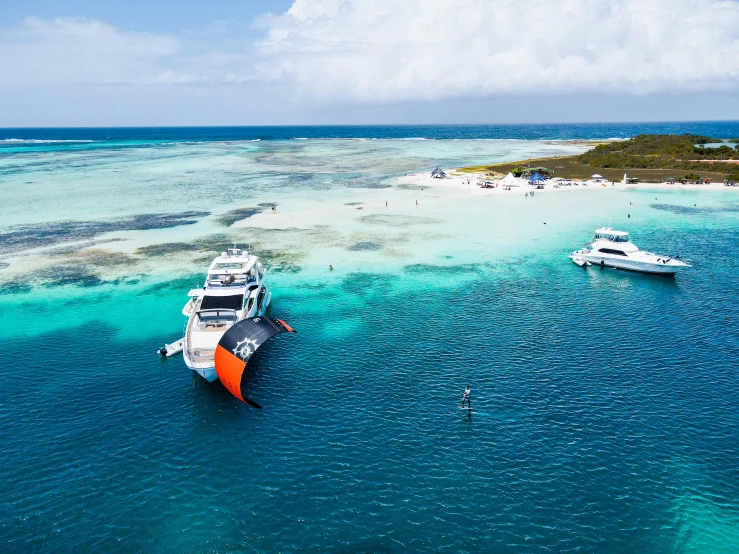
[570,228,690,275]
[182,245,271,381]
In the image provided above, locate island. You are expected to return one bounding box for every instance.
[460,134,739,184]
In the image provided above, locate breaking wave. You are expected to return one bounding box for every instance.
[1,139,94,144]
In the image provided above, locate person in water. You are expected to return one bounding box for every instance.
[460,386,471,409]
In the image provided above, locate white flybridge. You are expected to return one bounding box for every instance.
[182,245,271,381]
[570,228,690,275]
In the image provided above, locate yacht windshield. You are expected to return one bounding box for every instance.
[201,294,243,310]
[213,262,245,270]
[594,232,630,243]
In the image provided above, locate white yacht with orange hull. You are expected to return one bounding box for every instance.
[182,246,271,381]
[570,228,690,275]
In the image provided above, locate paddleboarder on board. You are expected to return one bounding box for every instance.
[460,386,471,409]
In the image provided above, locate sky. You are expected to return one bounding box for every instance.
[1,0,739,126]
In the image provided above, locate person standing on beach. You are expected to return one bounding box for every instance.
[460,386,471,409]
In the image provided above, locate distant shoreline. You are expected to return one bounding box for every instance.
[457,155,735,184]
[400,166,737,194]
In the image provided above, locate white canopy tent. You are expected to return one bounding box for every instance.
[500,172,521,187]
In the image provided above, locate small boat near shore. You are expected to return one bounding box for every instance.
[570,228,690,275]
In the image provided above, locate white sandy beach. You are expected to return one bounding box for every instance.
[403,167,739,195]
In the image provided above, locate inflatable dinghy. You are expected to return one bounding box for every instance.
[158,338,184,357]
[570,254,591,267]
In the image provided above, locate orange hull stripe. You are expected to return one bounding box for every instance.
[214,345,246,402]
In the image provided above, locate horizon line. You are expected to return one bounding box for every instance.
[2,119,739,130]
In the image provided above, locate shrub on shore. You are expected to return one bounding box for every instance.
[578,134,739,172]
[460,134,739,182]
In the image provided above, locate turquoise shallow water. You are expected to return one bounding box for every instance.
[1,127,739,552]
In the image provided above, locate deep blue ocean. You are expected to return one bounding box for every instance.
[1,123,739,553]
[2,121,739,144]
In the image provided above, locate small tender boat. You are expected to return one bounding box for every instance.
[570,228,690,275]
[570,254,591,267]
[158,338,184,357]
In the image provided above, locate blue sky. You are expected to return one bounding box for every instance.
[0,0,293,35]
[1,0,739,126]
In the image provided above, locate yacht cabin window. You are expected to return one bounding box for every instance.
[598,248,627,256]
[213,262,246,270]
[257,286,266,311]
[594,232,630,243]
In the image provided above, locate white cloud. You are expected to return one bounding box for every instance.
[106,71,203,86]
[2,4,739,125]
[258,0,739,102]
[0,17,261,90]
[0,17,182,87]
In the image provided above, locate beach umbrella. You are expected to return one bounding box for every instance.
[592,174,603,179]
[215,316,296,407]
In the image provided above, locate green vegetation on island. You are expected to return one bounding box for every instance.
[461,134,739,183]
